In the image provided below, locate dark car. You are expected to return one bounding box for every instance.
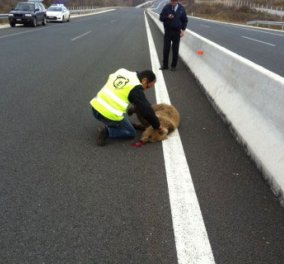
[8,1,47,27]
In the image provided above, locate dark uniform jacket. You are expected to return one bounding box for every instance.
[160,3,188,31]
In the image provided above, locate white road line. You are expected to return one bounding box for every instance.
[0,27,45,39]
[71,9,116,18]
[239,26,284,37]
[136,1,153,8]
[71,30,92,41]
[144,12,216,264]
[242,35,276,46]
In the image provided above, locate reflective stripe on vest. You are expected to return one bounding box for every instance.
[95,97,124,117]
[103,88,128,109]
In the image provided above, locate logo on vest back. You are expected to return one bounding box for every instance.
[113,75,129,89]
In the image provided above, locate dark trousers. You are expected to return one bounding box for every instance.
[162,29,181,68]
[92,108,136,139]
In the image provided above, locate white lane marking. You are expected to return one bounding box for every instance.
[71,30,92,41]
[0,27,45,39]
[238,26,284,37]
[144,12,216,264]
[241,35,276,46]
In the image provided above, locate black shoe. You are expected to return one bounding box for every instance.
[96,126,108,146]
[170,67,176,72]
[159,66,168,70]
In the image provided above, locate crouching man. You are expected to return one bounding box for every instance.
[90,68,162,146]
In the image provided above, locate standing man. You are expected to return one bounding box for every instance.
[90,68,162,146]
[159,0,188,71]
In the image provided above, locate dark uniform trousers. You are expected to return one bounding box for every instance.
[163,28,181,68]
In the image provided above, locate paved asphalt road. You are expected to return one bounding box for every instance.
[152,0,284,77]
[0,7,284,264]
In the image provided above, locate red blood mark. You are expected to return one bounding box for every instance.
[131,141,145,148]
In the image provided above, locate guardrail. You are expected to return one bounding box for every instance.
[69,7,97,15]
[148,10,284,206]
[0,14,8,19]
[247,20,284,30]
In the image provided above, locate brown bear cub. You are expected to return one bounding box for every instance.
[128,103,180,143]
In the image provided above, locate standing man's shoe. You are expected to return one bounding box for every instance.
[159,66,169,70]
[96,126,108,146]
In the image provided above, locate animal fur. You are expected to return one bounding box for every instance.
[128,103,180,143]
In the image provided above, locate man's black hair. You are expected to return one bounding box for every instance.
[137,70,156,83]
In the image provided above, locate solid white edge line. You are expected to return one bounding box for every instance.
[144,12,216,264]
[71,9,116,18]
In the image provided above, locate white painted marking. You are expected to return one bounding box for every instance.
[238,26,284,37]
[144,12,216,264]
[241,35,276,46]
[136,1,153,8]
[71,9,116,18]
[71,30,92,41]
[0,27,45,39]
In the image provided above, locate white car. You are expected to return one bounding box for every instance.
[46,5,70,22]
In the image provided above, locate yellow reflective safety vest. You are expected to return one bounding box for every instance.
[90,69,141,121]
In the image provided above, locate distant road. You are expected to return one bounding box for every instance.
[151,0,284,77]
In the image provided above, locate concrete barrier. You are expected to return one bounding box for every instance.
[148,10,284,205]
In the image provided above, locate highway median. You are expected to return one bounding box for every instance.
[148,9,284,206]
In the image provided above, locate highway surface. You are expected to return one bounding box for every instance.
[152,0,284,77]
[0,7,284,264]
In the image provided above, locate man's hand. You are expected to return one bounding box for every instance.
[168,14,174,19]
[180,30,185,38]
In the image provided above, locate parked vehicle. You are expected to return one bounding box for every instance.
[8,1,46,27]
[46,4,70,23]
